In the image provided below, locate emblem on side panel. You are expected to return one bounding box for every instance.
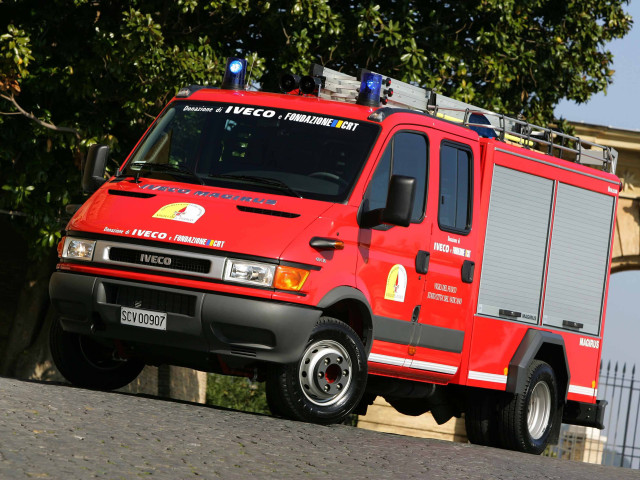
[384,264,407,302]
[152,203,205,223]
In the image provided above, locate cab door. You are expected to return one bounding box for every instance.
[407,136,480,382]
[356,127,431,376]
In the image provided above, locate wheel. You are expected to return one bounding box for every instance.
[497,360,557,454]
[49,316,145,390]
[266,317,367,424]
[465,390,500,447]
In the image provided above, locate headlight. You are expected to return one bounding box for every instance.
[223,259,275,287]
[62,238,96,261]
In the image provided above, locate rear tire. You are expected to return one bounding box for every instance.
[50,317,145,390]
[497,360,557,454]
[465,390,500,447]
[266,317,367,424]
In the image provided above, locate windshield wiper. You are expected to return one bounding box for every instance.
[136,163,204,185]
[207,174,303,198]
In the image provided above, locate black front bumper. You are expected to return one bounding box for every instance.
[49,272,321,365]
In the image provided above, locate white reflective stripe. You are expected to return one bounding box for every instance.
[368,353,405,367]
[568,384,596,397]
[407,359,457,375]
[368,354,457,374]
[468,370,508,384]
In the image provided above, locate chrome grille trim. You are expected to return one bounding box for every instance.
[93,240,226,280]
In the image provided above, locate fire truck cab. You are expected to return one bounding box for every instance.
[50,58,618,454]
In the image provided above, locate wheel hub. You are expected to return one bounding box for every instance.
[298,340,352,406]
[527,381,551,440]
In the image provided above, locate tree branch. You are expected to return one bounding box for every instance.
[0,93,81,138]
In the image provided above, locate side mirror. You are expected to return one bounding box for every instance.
[82,144,109,194]
[360,175,416,229]
[381,175,416,227]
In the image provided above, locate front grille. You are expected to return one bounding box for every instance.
[109,247,210,274]
[107,284,197,316]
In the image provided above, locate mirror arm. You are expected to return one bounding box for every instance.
[359,208,384,229]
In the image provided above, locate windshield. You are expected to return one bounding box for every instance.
[123,101,380,202]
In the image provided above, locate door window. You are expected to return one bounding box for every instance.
[439,142,472,233]
[362,132,428,223]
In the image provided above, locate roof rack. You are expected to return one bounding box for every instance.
[310,64,618,175]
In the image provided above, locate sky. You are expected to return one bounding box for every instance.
[554,1,640,131]
[551,3,636,450]
[602,271,639,367]
[552,2,640,368]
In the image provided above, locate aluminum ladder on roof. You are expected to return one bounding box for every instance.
[309,64,618,175]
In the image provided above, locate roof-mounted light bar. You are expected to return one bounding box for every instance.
[221,57,247,90]
[356,72,383,107]
[309,63,617,174]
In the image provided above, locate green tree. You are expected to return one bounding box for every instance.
[206,374,270,415]
[0,0,632,375]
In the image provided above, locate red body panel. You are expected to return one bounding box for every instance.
[59,87,619,408]
[462,140,618,402]
[69,180,332,262]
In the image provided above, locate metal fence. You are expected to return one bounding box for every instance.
[545,361,640,469]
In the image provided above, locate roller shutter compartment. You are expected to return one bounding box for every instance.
[542,183,615,336]
[477,166,554,323]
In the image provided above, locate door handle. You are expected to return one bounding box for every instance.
[462,260,475,283]
[416,250,430,274]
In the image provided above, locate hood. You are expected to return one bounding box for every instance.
[68,179,332,259]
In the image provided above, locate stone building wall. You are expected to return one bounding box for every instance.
[358,398,467,443]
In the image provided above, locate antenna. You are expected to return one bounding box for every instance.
[245,56,256,91]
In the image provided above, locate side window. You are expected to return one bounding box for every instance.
[362,132,428,222]
[439,142,472,233]
[363,143,391,212]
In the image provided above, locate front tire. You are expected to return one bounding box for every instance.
[465,390,500,447]
[497,360,557,454]
[50,317,145,390]
[266,317,367,424]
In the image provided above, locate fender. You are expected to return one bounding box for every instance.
[507,328,570,402]
[317,286,374,355]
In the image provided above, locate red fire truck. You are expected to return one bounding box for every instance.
[50,58,619,454]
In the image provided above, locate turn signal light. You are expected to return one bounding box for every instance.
[309,237,344,250]
[57,236,66,258]
[274,266,310,291]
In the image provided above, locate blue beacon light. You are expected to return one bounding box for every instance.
[221,57,247,90]
[356,72,383,107]
[229,60,243,74]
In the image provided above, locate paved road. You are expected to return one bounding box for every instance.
[0,377,637,479]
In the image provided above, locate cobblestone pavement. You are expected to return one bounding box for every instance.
[1,377,638,480]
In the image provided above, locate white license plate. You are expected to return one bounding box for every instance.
[120,306,167,331]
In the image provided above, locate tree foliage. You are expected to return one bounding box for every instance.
[206,373,269,415]
[0,0,632,253]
